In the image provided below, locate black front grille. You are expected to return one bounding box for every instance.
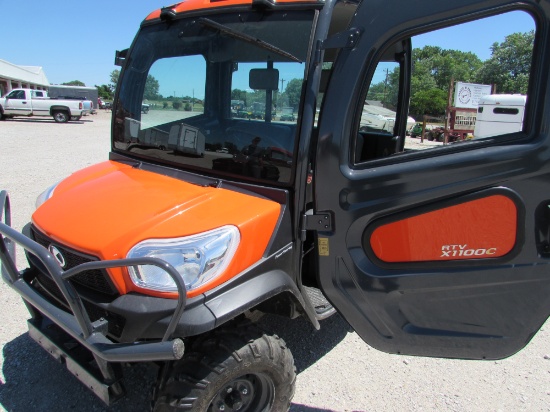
[31,274,126,339]
[28,226,126,339]
[31,226,118,296]
[34,269,67,306]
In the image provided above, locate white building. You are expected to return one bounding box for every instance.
[0,59,49,96]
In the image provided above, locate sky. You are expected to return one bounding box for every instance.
[0,1,170,87]
[0,1,536,89]
[414,11,535,61]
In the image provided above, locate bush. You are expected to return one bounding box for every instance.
[172,101,182,110]
[184,103,192,111]
[163,102,168,109]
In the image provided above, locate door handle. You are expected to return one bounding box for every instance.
[22,101,27,104]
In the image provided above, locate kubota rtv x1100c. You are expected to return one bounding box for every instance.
[2,0,550,410]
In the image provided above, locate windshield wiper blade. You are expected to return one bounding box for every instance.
[198,17,302,63]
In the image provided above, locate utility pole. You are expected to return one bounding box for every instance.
[279,79,286,110]
[445,77,454,145]
[382,68,389,107]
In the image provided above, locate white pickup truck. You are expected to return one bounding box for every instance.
[0,89,88,123]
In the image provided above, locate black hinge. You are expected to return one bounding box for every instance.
[321,27,362,51]
[313,28,362,66]
[301,212,333,240]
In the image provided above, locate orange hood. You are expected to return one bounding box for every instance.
[32,160,281,296]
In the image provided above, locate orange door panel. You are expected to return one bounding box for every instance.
[368,194,518,263]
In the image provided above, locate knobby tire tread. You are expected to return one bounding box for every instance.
[152,319,295,412]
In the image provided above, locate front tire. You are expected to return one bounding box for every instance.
[53,111,69,123]
[152,320,296,412]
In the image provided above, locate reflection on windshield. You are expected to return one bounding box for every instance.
[114,10,314,184]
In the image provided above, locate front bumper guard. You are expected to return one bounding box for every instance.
[0,190,187,403]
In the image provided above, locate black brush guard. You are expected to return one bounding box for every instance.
[0,190,187,405]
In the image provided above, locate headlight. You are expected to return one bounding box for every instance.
[35,182,60,209]
[127,225,240,292]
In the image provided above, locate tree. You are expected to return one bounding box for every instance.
[412,47,482,92]
[360,32,532,118]
[366,46,483,118]
[62,80,86,86]
[107,70,159,100]
[410,88,448,117]
[410,46,482,118]
[476,30,534,94]
[284,79,303,109]
[144,74,160,100]
[110,70,120,93]
[406,46,481,117]
[95,84,113,100]
[367,67,400,110]
[249,90,266,107]
[232,89,248,107]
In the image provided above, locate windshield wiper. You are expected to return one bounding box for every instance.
[198,17,301,63]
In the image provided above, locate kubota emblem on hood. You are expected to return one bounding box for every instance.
[48,244,66,268]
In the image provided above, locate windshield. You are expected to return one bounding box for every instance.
[113,10,315,184]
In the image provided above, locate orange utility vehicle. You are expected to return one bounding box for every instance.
[2,0,550,410]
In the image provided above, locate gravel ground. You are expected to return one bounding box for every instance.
[0,111,549,412]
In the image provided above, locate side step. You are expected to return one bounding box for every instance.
[303,285,336,320]
[27,318,125,405]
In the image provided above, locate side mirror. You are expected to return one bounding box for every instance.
[115,49,129,67]
[249,68,279,90]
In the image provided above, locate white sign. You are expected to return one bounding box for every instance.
[454,82,492,108]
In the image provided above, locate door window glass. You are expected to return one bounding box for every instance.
[7,90,25,99]
[354,10,536,163]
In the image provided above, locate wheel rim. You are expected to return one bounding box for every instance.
[208,373,275,412]
[55,112,67,122]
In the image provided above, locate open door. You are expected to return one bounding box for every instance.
[314,0,550,359]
